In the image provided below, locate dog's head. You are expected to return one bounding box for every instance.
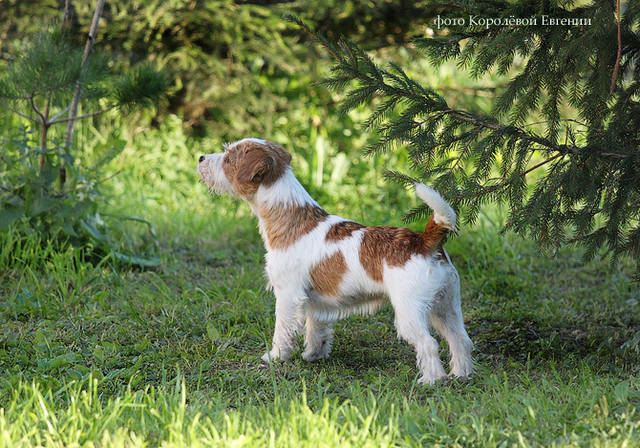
[198,138,292,198]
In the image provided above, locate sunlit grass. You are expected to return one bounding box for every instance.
[0,367,637,447]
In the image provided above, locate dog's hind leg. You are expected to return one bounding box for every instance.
[388,287,447,385]
[429,270,473,378]
[262,287,305,363]
[302,313,335,362]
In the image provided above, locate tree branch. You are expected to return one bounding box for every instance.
[50,106,115,124]
[44,96,51,121]
[438,84,501,98]
[523,118,589,128]
[301,16,634,161]
[29,96,49,173]
[610,0,622,95]
[467,153,565,200]
[49,105,71,122]
[443,109,633,159]
[522,153,564,175]
[0,103,37,122]
[28,96,45,124]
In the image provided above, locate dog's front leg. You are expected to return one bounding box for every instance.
[261,287,305,363]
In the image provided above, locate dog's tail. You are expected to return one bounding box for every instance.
[414,183,456,234]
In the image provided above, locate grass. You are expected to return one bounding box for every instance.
[1,123,639,446]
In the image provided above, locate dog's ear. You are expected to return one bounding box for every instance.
[237,149,274,184]
[270,143,292,166]
[261,143,291,183]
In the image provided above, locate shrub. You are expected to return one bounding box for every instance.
[0,19,168,265]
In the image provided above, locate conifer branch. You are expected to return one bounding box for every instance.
[445,110,632,159]
[290,13,633,161]
[470,153,565,199]
[28,96,45,124]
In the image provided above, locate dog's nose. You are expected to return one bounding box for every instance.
[198,155,205,163]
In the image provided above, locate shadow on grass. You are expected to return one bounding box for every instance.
[471,315,640,372]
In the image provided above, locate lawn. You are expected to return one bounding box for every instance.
[0,121,638,447]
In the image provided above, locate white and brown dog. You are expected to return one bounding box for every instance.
[198,138,473,384]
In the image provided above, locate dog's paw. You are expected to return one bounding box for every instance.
[261,351,276,363]
[417,363,448,385]
[261,349,290,364]
[301,350,329,362]
[450,359,474,378]
[417,372,447,385]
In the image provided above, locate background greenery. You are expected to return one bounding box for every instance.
[0,1,638,446]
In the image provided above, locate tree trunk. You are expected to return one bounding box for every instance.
[38,124,48,173]
[63,0,73,24]
[61,0,106,188]
[38,98,51,174]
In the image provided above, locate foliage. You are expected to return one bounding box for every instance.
[0,1,451,239]
[1,0,436,137]
[288,1,640,276]
[0,25,167,265]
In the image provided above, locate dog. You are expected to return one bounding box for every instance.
[198,138,473,384]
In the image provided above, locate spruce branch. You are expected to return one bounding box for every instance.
[292,14,633,161]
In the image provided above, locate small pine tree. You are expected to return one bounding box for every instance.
[288,1,640,277]
[0,6,168,264]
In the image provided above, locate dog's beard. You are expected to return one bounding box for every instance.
[198,156,236,196]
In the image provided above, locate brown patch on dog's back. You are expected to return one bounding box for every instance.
[359,215,449,282]
[326,221,365,242]
[260,204,328,249]
[310,251,347,296]
[359,226,423,282]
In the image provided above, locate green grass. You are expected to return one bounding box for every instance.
[1,122,639,446]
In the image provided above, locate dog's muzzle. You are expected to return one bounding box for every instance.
[198,153,236,195]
